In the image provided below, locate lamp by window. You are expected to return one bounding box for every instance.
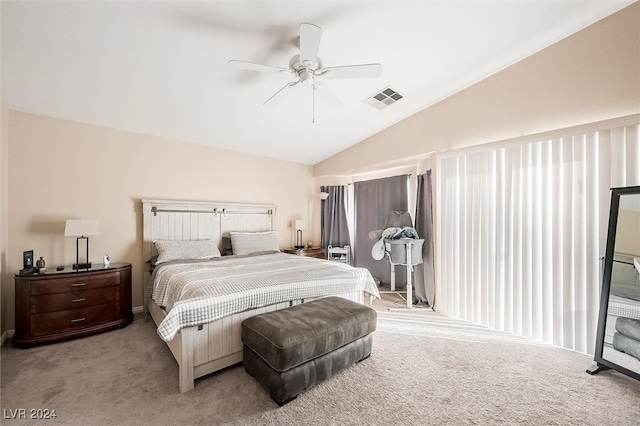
[319,191,329,200]
[295,220,306,249]
[64,220,100,270]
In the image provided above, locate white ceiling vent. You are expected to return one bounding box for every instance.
[364,87,403,110]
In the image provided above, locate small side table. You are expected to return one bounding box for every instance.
[283,247,326,259]
[327,245,351,264]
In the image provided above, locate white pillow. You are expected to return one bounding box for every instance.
[229,231,280,255]
[153,239,221,264]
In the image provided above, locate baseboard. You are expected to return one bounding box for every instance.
[133,305,144,314]
[1,329,15,346]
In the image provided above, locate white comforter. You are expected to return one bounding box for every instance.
[151,252,380,341]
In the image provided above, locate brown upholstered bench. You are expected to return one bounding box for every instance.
[241,296,377,405]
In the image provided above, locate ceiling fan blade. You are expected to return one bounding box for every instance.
[299,23,322,68]
[263,81,300,105]
[314,82,342,108]
[320,63,383,79]
[228,60,290,74]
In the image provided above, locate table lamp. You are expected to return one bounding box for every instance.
[295,220,306,249]
[65,219,100,269]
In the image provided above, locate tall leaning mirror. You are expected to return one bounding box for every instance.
[588,185,640,381]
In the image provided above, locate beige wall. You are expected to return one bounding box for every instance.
[1,95,8,337]
[314,2,640,177]
[2,111,316,333]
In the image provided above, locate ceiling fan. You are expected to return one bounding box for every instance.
[228,23,383,123]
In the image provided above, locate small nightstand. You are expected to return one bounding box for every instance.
[283,247,326,259]
[13,263,133,347]
[328,245,351,264]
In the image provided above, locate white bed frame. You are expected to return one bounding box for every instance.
[142,199,365,393]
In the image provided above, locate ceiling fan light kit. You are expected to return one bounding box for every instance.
[229,22,383,122]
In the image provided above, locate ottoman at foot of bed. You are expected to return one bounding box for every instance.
[241,296,377,405]
[243,333,373,405]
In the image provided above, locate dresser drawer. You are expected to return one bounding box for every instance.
[30,272,120,295]
[31,286,119,314]
[31,303,119,336]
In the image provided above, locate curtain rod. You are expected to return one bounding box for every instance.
[151,207,273,216]
[342,174,412,186]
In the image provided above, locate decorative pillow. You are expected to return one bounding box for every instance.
[229,231,280,256]
[153,239,221,264]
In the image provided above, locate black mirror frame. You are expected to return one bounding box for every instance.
[587,185,640,381]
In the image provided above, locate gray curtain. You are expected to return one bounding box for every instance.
[320,185,350,248]
[414,170,435,306]
[353,175,409,286]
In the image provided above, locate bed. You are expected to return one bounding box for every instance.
[142,199,380,392]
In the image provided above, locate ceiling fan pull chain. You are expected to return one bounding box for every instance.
[312,79,316,124]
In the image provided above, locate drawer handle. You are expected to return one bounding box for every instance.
[71,298,86,303]
[71,283,86,287]
[71,317,86,323]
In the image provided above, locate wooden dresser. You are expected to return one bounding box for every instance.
[13,263,132,347]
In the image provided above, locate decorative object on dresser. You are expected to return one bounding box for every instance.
[283,246,326,259]
[23,250,33,269]
[64,219,100,270]
[13,263,132,347]
[35,256,46,272]
[19,250,35,275]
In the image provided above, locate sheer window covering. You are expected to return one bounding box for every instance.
[438,124,639,355]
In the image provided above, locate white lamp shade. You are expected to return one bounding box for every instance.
[294,220,307,230]
[319,192,329,200]
[64,220,100,237]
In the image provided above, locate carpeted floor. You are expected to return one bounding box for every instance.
[1,296,639,425]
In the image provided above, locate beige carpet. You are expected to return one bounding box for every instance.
[2,298,639,425]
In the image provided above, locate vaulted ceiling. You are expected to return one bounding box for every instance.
[2,1,635,164]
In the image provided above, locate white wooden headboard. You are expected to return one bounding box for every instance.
[141,199,277,302]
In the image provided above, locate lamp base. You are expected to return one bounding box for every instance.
[73,262,92,270]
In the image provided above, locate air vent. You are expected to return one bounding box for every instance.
[364,87,403,110]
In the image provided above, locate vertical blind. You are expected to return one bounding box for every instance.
[438,124,639,355]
